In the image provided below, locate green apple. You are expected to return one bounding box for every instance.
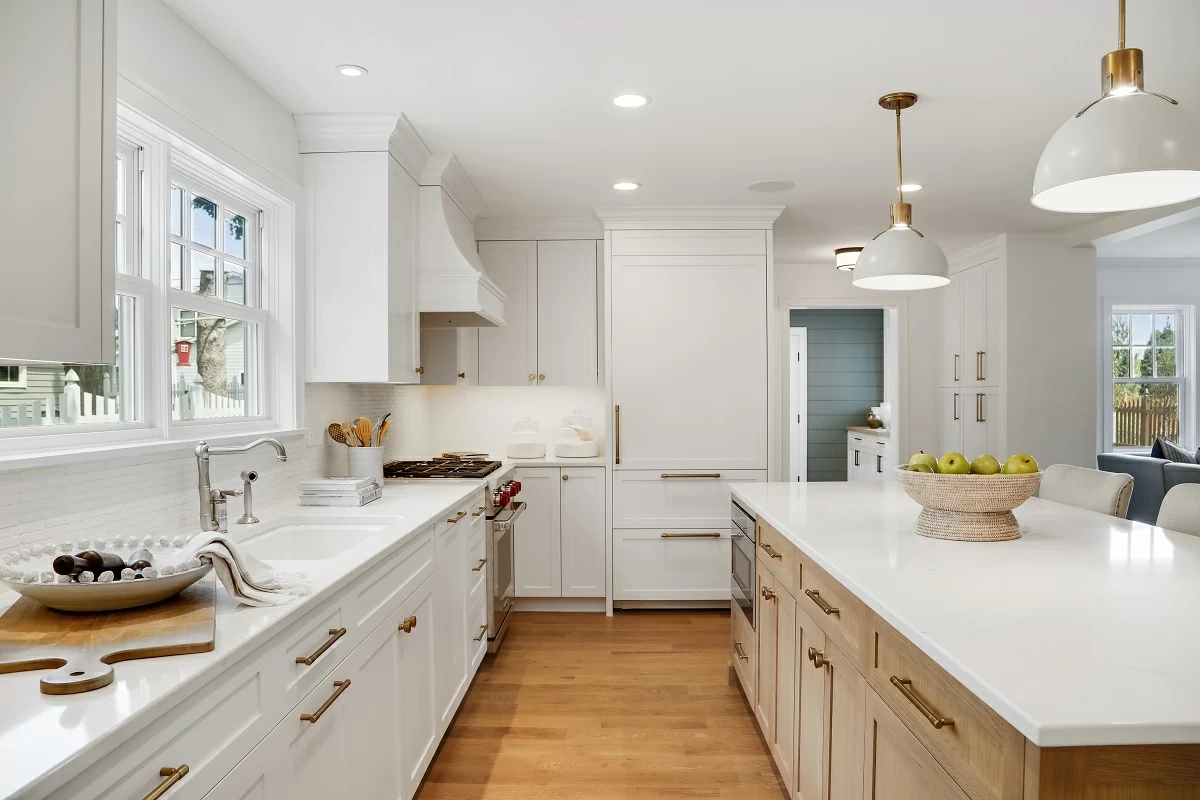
[936,452,970,474]
[907,462,935,473]
[1002,454,1039,474]
[969,454,1001,475]
[908,451,938,472]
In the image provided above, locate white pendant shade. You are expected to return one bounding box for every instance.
[1033,93,1200,213]
[852,227,949,291]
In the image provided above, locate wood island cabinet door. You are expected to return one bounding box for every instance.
[796,606,827,800]
[755,569,777,736]
[826,642,866,800]
[863,686,969,800]
[772,583,799,791]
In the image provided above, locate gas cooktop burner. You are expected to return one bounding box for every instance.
[383,458,503,480]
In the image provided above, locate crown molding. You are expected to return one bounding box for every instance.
[948,236,1002,273]
[422,154,488,223]
[593,206,785,230]
[475,217,602,241]
[294,112,432,184]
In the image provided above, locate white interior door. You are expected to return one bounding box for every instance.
[791,329,807,482]
[478,241,537,385]
[537,240,598,386]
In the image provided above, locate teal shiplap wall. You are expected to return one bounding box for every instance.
[791,309,884,482]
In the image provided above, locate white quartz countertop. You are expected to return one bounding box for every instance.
[0,478,490,800]
[731,481,1200,747]
[501,454,607,467]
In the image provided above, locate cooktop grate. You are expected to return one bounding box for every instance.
[383,459,503,479]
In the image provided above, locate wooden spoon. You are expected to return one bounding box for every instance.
[378,419,391,445]
[342,420,357,446]
[355,417,372,447]
[327,422,350,446]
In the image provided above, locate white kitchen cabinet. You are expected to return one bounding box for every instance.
[0,0,116,364]
[559,467,606,597]
[941,259,1002,392]
[940,388,964,456]
[513,467,561,597]
[612,529,731,601]
[478,241,539,386]
[963,388,1003,462]
[610,254,767,470]
[420,327,478,385]
[397,576,439,795]
[434,513,468,732]
[846,432,892,483]
[537,240,599,386]
[612,470,767,528]
[303,149,421,383]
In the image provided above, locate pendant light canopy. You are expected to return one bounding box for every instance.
[835,247,862,271]
[852,93,949,292]
[1032,0,1200,213]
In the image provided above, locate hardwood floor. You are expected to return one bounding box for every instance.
[415,610,787,800]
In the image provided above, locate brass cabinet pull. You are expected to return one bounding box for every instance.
[979,350,985,381]
[300,679,351,723]
[143,765,189,800]
[447,510,466,524]
[890,676,955,729]
[562,474,569,481]
[660,473,722,479]
[976,351,983,381]
[733,641,749,660]
[471,558,487,572]
[528,373,536,381]
[761,586,776,601]
[804,588,840,616]
[953,353,960,382]
[538,373,545,381]
[759,542,783,560]
[807,647,829,668]
[614,404,621,465]
[661,532,721,538]
[457,372,466,379]
[295,627,347,666]
[472,624,488,641]
[399,615,417,633]
[415,366,425,375]
[978,393,986,423]
[953,392,959,421]
[471,506,485,516]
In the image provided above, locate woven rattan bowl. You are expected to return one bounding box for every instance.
[896,467,1043,541]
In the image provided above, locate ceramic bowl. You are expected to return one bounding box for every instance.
[1,565,212,612]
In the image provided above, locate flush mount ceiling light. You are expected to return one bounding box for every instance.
[853,93,949,292]
[835,247,863,271]
[899,183,922,192]
[1032,0,1200,212]
[747,180,796,193]
[613,94,651,108]
[613,181,640,191]
[336,64,367,77]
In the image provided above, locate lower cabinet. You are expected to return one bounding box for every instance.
[513,466,606,598]
[864,686,968,800]
[434,513,468,732]
[613,528,730,601]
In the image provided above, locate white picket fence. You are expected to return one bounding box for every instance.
[0,371,246,428]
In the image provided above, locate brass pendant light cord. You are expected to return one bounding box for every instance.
[895,108,904,204]
[1118,0,1126,49]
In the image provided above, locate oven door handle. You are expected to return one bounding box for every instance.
[492,501,526,532]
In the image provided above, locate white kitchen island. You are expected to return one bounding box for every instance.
[731,480,1200,800]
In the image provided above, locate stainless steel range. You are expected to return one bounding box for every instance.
[383,456,524,653]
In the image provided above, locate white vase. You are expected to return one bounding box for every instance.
[346,447,384,486]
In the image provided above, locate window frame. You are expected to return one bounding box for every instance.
[1103,302,1194,453]
[0,366,27,389]
[0,103,300,457]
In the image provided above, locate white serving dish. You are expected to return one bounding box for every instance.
[1,564,212,612]
[555,439,600,457]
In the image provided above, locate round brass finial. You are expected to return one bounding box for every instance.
[878,92,918,112]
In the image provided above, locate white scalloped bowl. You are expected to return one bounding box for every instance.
[0,564,212,612]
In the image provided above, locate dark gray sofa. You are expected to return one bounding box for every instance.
[1097,451,1200,524]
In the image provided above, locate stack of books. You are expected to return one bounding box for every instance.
[299,477,383,507]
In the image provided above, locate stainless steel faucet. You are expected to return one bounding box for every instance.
[195,438,287,532]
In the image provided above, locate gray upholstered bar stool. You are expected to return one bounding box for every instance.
[1040,464,1135,519]
[1157,484,1200,537]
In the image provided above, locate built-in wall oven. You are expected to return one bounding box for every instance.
[731,500,755,629]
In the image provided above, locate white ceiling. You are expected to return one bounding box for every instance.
[163,0,1200,263]
[1097,216,1200,258]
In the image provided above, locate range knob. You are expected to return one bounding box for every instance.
[493,488,511,507]
[507,480,521,497]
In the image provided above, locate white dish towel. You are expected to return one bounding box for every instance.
[174,533,312,607]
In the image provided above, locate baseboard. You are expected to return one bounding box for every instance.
[513,597,607,612]
[614,600,731,611]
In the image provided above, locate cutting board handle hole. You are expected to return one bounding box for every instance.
[70,671,84,676]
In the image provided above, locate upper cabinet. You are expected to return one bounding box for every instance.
[0,1,116,364]
[477,239,599,387]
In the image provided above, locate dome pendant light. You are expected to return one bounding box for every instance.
[852,93,949,292]
[1032,0,1200,213]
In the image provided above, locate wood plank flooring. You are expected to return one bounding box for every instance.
[415,610,786,800]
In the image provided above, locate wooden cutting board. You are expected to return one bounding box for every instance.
[0,579,216,694]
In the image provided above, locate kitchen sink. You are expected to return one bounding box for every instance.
[239,521,391,561]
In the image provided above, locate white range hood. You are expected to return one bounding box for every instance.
[419,156,505,328]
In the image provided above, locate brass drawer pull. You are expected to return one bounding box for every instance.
[953,353,960,382]
[415,366,425,375]
[614,404,620,465]
[143,765,189,800]
[399,615,417,633]
[733,641,748,660]
[300,679,351,723]
[458,372,466,379]
[804,589,840,616]
[660,532,721,538]
[807,647,829,668]
[295,627,347,666]
[447,510,467,524]
[976,351,983,381]
[471,506,485,517]
[761,586,776,601]
[471,558,487,572]
[660,473,722,479]
[759,542,783,560]
[890,676,955,729]
[472,624,488,641]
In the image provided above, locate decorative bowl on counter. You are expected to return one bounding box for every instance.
[896,467,1043,542]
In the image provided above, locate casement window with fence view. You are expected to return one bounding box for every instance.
[0,108,286,444]
[1109,307,1190,450]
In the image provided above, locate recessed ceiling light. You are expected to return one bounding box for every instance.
[337,64,367,77]
[747,180,796,193]
[899,183,922,192]
[613,94,651,108]
[613,182,641,191]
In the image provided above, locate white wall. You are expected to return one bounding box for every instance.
[775,264,942,466]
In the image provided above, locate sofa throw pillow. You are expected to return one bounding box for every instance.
[1152,437,1197,463]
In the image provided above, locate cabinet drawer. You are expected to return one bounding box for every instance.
[730,600,755,705]
[613,529,731,601]
[756,518,801,602]
[798,556,865,664]
[613,469,767,528]
[349,525,434,634]
[868,611,1024,800]
[279,595,354,714]
[866,685,969,800]
[466,522,487,611]
[466,594,488,674]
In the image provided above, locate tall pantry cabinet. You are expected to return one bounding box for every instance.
[599,211,781,604]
